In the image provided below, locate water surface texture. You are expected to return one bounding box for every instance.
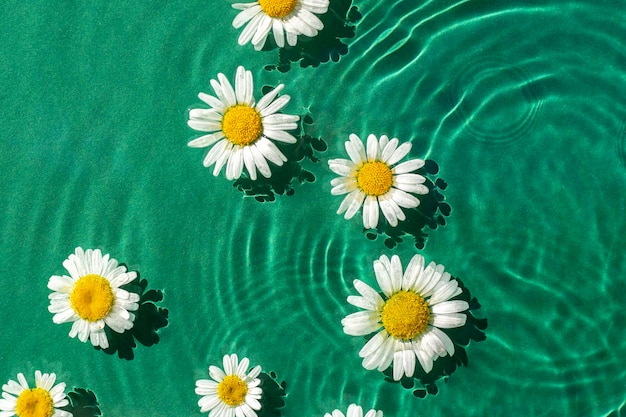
[1,1,625,416]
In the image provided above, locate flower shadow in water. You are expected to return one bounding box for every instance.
[381,277,487,397]
[61,388,102,417]
[257,372,287,417]
[234,103,326,202]
[95,275,169,360]
[263,0,362,72]
[364,160,451,250]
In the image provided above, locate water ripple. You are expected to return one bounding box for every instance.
[450,55,543,145]
[619,121,626,168]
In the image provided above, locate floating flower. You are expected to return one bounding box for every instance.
[0,371,71,417]
[195,354,263,417]
[188,66,300,180]
[341,254,469,380]
[324,404,383,417]
[47,247,140,349]
[328,134,429,229]
[232,0,330,50]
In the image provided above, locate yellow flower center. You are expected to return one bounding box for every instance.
[356,161,393,196]
[381,291,430,340]
[258,0,298,18]
[15,388,54,417]
[69,274,115,321]
[221,105,263,146]
[217,375,248,407]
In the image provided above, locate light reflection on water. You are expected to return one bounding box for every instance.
[0,0,625,416]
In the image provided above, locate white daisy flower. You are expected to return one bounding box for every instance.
[324,404,383,417]
[341,254,469,380]
[232,0,330,50]
[0,370,72,417]
[195,354,263,417]
[188,66,300,180]
[328,133,429,229]
[47,247,140,349]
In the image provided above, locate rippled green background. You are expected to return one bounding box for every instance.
[1,1,625,416]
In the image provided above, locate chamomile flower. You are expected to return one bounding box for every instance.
[0,371,71,417]
[328,133,429,229]
[341,254,469,380]
[232,0,330,50]
[47,247,140,349]
[195,354,263,417]
[188,66,299,180]
[323,404,383,417]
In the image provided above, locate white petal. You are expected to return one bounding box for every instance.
[252,25,270,51]
[385,142,412,165]
[393,173,426,185]
[236,357,250,376]
[388,255,403,293]
[380,138,399,162]
[346,295,377,311]
[373,259,394,297]
[366,134,379,160]
[232,5,262,29]
[238,13,264,46]
[285,14,316,37]
[358,330,386,358]
[256,84,284,113]
[259,95,290,117]
[346,405,363,417]
[272,19,285,48]
[429,327,456,356]
[198,92,226,110]
[328,158,355,176]
[47,275,73,293]
[202,139,229,168]
[226,147,245,180]
[301,0,330,13]
[250,144,272,178]
[393,158,425,173]
[223,354,236,375]
[189,108,223,122]
[188,133,224,148]
[362,196,379,229]
[378,194,398,226]
[428,278,460,304]
[375,335,397,371]
[343,190,366,220]
[255,137,287,166]
[297,8,324,30]
[412,339,434,373]
[263,113,299,125]
[234,66,253,105]
[341,311,381,336]
[353,279,385,308]
[390,188,420,208]
[401,256,423,292]
[264,129,297,144]
[394,181,429,195]
[209,366,226,382]
[432,313,467,329]
[430,300,469,314]
[345,134,366,164]
[242,146,258,180]
[413,262,440,295]
[212,142,234,176]
[330,177,357,196]
[251,15,273,46]
[286,30,298,46]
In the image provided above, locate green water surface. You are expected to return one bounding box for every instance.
[0,1,625,416]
